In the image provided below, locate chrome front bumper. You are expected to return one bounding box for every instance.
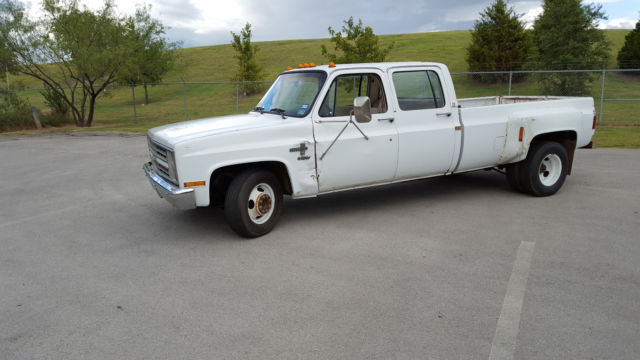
[143,162,196,210]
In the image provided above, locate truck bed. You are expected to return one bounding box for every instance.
[454,95,595,172]
[458,95,573,108]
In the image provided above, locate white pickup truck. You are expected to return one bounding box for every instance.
[144,62,595,237]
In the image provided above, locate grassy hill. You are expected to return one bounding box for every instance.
[8,29,639,147]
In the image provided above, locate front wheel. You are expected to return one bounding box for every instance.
[224,169,283,238]
[520,141,569,197]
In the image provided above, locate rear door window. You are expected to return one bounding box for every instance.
[392,70,445,111]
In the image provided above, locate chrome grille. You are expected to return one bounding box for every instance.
[148,137,178,186]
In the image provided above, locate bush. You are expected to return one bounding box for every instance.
[41,87,70,118]
[0,91,32,132]
[40,112,74,127]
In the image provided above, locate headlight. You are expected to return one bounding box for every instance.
[148,137,179,185]
[166,150,178,184]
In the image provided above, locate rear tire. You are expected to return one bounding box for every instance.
[519,141,569,197]
[224,169,283,238]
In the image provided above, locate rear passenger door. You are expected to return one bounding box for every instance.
[389,67,457,178]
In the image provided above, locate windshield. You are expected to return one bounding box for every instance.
[255,71,327,117]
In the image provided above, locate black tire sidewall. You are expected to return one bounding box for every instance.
[521,142,568,197]
[224,170,283,238]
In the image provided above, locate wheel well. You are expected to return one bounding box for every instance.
[530,131,577,174]
[209,162,293,206]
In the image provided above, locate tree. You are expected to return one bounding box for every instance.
[231,23,263,96]
[0,0,19,76]
[0,0,173,127]
[321,17,394,64]
[617,19,640,69]
[532,0,610,95]
[466,0,532,83]
[119,6,177,105]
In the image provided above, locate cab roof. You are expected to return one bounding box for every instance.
[283,62,446,75]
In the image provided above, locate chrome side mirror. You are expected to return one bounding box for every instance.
[353,96,372,123]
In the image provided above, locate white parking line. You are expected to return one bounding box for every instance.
[488,241,535,360]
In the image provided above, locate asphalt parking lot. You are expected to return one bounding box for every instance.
[1,134,639,359]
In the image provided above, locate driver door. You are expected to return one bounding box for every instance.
[312,71,398,192]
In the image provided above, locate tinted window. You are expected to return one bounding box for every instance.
[392,70,446,111]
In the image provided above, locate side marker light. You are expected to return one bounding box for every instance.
[184,181,206,187]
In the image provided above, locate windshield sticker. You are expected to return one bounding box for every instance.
[296,104,309,116]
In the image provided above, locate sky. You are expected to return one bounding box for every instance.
[20,0,640,48]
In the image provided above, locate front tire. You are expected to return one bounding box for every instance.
[224,169,283,238]
[520,141,569,197]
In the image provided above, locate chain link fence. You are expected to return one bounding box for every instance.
[450,69,640,126]
[8,69,640,127]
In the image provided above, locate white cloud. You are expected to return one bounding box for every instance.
[158,0,247,34]
[521,7,543,28]
[599,17,637,29]
[16,0,640,48]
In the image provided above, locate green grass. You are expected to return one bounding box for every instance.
[593,126,640,148]
[5,29,640,147]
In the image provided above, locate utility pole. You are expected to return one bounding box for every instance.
[5,65,8,91]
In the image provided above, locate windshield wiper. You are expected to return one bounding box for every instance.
[252,106,264,114]
[269,108,287,119]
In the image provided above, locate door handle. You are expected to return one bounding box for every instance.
[437,112,452,117]
[378,117,395,123]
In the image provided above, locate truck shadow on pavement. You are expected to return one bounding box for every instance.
[281,170,510,226]
[144,170,511,240]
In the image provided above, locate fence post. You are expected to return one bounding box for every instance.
[236,81,239,113]
[131,85,137,122]
[31,106,42,129]
[182,79,187,121]
[508,71,513,96]
[599,70,605,125]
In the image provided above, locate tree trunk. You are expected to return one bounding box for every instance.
[144,84,149,105]
[86,96,96,127]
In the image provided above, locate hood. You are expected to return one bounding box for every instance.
[148,113,286,147]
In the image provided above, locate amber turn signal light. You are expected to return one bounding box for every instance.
[184,181,206,187]
[518,127,524,142]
